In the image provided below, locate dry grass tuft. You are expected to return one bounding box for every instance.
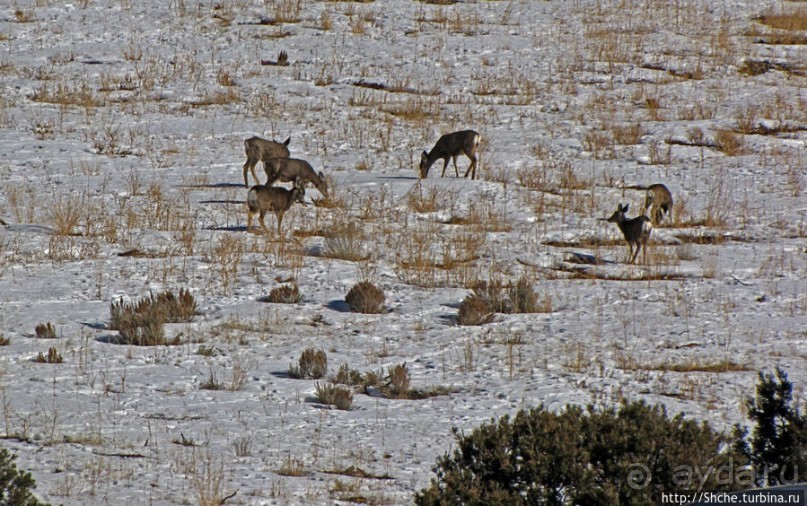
[386,363,411,398]
[713,129,745,156]
[407,182,453,213]
[49,194,85,236]
[277,456,306,477]
[628,359,752,373]
[289,348,328,379]
[471,277,551,314]
[756,9,807,32]
[30,81,102,108]
[345,281,385,314]
[263,283,302,304]
[35,322,58,339]
[314,382,354,410]
[34,347,63,364]
[457,295,494,326]
[322,223,369,261]
[109,289,195,345]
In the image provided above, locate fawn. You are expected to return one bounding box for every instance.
[263,157,329,198]
[242,136,291,187]
[643,183,673,226]
[246,185,305,235]
[605,203,653,264]
[419,130,481,180]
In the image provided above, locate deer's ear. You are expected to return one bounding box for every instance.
[283,137,291,146]
[623,203,629,212]
[421,151,428,160]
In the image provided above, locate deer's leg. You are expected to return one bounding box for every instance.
[276,211,284,237]
[440,158,450,177]
[259,211,269,233]
[243,159,255,188]
[247,210,254,232]
[628,243,637,264]
[451,156,460,177]
[463,155,477,180]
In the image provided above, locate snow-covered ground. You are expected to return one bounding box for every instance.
[0,0,805,504]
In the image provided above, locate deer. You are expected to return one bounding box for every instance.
[246,184,305,235]
[642,183,674,226]
[263,157,329,198]
[419,130,481,180]
[603,203,653,264]
[242,136,291,187]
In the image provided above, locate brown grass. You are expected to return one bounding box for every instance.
[713,129,745,156]
[756,9,807,32]
[644,360,752,373]
[34,347,63,364]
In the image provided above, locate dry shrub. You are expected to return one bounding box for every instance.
[387,363,411,398]
[382,95,439,122]
[457,295,494,326]
[289,348,328,379]
[611,123,643,145]
[648,140,671,165]
[345,281,385,314]
[314,382,354,410]
[323,223,368,261]
[273,0,303,23]
[30,81,102,108]
[49,194,84,236]
[264,283,302,304]
[756,9,807,32]
[35,322,57,339]
[109,289,195,345]
[507,278,550,313]
[714,129,745,156]
[517,165,552,192]
[188,89,240,108]
[735,106,759,135]
[738,59,771,77]
[277,456,305,477]
[558,161,589,190]
[200,369,222,390]
[34,347,63,364]
[582,129,614,160]
[14,8,35,22]
[331,363,365,387]
[109,302,167,345]
[472,277,550,314]
[153,288,197,322]
[216,68,237,87]
[407,182,452,213]
[320,10,333,30]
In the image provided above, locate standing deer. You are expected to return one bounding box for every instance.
[242,136,291,187]
[246,184,305,235]
[604,203,653,264]
[263,157,329,198]
[642,183,673,226]
[419,130,481,180]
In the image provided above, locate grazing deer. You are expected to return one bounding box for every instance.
[604,203,653,264]
[419,130,481,180]
[246,184,305,235]
[263,157,329,198]
[242,136,291,187]
[642,183,674,226]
